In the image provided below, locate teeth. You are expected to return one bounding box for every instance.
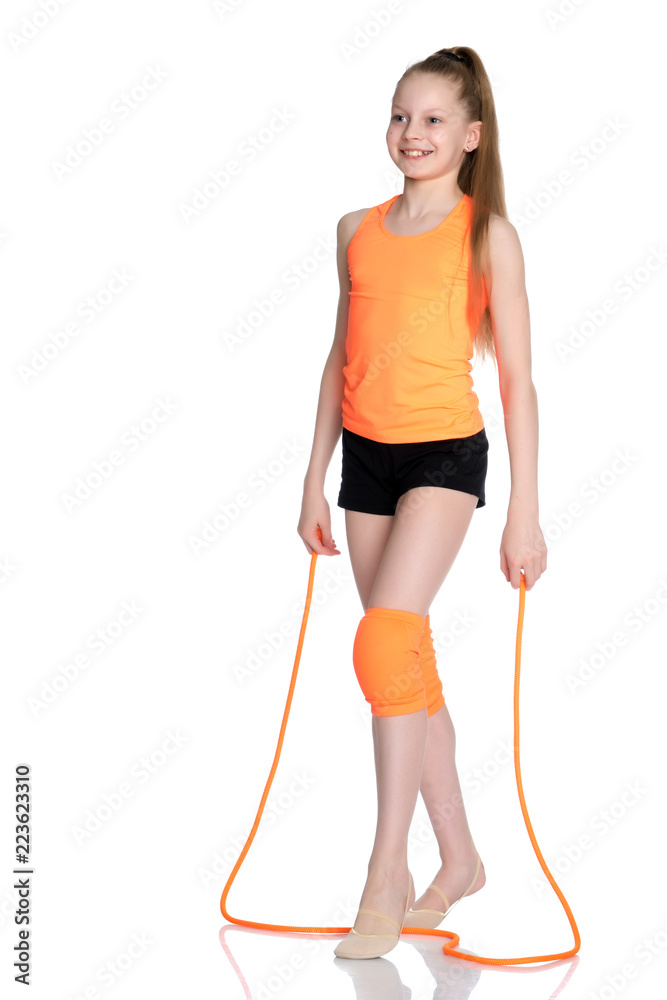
[402,150,431,157]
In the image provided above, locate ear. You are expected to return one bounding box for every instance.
[466,120,483,150]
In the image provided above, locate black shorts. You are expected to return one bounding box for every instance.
[337,426,489,516]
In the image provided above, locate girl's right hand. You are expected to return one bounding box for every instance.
[297,491,341,556]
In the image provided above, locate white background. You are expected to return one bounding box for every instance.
[2,1,666,998]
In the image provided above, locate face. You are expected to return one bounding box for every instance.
[386,72,480,176]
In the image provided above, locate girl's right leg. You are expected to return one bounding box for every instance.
[344,507,394,609]
[343,506,396,809]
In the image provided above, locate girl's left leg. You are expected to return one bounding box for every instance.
[344,485,478,940]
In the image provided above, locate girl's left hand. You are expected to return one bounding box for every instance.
[499,511,547,590]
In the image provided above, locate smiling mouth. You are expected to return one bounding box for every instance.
[400,149,433,158]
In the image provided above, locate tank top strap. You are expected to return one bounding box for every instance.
[350,196,401,247]
[377,194,401,226]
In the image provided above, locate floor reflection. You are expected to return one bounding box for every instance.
[219,925,580,999]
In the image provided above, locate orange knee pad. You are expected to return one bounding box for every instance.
[352,607,445,717]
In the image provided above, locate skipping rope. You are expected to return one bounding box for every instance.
[220,528,581,966]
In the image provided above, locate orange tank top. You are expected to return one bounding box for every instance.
[341,192,487,444]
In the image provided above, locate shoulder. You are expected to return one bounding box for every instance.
[334,207,374,288]
[483,211,525,289]
[486,211,520,252]
[337,206,374,246]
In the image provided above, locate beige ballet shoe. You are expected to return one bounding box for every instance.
[402,852,482,930]
[334,871,413,959]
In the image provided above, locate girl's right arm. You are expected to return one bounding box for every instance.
[296,210,361,556]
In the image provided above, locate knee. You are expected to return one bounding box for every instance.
[352,606,427,717]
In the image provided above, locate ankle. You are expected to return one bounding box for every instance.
[438,843,478,867]
[366,855,408,880]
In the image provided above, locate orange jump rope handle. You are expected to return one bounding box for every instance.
[220,526,581,966]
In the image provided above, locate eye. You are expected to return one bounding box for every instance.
[391,114,442,124]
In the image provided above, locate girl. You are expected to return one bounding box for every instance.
[297,45,547,960]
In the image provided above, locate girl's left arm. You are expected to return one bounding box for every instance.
[484,214,548,591]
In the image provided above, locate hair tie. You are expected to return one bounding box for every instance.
[441,49,469,66]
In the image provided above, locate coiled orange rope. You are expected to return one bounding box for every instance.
[220,531,581,965]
